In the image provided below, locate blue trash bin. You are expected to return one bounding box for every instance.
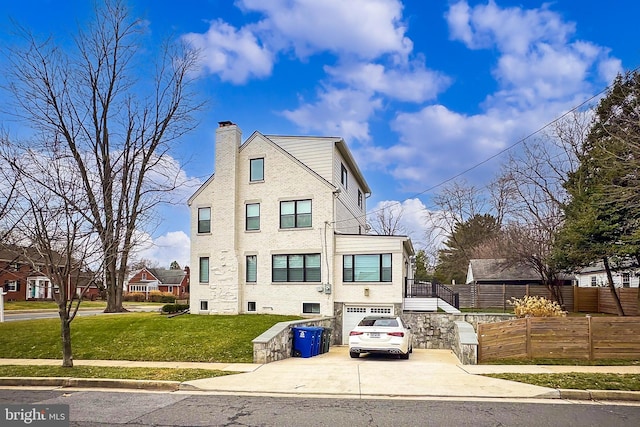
[312,327,323,356]
[292,327,316,358]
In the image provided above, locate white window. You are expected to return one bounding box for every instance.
[246,203,260,231]
[198,207,211,233]
[7,281,18,292]
[622,273,630,288]
[280,200,312,229]
[341,163,348,188]
[247,301,256,312]
[272,254,321,282]
[591,276,597,287]
[303,302,320,314]
[250,158,264,182]
[200,300,208,311]
[199,257,210,283]
[343,254,392,282]
[246,255,257,282]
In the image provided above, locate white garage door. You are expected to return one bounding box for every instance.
[342,305,393,344]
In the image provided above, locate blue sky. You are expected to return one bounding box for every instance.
[1,1,638,268]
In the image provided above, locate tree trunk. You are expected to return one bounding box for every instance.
[59,314,73,368]
[603,257,625,316]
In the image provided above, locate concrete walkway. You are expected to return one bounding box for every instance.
[2,347,640,401]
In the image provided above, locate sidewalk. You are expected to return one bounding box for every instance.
[1,347,639,401]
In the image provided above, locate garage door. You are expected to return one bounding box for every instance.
[342,305,393,344]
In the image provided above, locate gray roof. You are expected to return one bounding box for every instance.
[469,259,540,281]
[147,268,186,285]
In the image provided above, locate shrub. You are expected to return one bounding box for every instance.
[508,295,566,318]
[161,304,189,314]
[123,292,146,302]
[148,291,176,303]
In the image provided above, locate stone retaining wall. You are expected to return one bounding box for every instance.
[252,317,336,364]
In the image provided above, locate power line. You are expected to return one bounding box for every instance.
[334,67,640,227]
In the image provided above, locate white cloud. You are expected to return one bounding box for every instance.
[282,87,383,142]
[182,20,273,84]
[239,0,412,60]
[325,59,451,103]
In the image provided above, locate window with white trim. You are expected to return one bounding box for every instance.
[246,203,260,231]
[341,163,348,188]
[246,255,257,283]
[358,189,363,208]
[199,257,210,283]
[7,281,18,292]
[591,276,597,287]
[198,207,211,233]
[272,254,321,282]
[623,273,630,288]
[200,300,208,311]
[247,301,256,312]
[280,200,312,229]
[303,302,320,314]
[250,158,264,182]
[343,254,392,282]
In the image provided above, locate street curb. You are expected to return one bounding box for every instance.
[0,377,180,391]
[558,388,640,401]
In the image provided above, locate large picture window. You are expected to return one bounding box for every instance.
[250,158,264,182]
[280,199,312,229]
[246,255,257,282]
[272,254,321,282]
[246,203,260,231]
[343,254,392,282]
[197,207,211,233]
[199,257,210,283]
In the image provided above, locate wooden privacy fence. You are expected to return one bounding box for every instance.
[573,287,639,315]
[451,284,575,311]
[478,316,640,363]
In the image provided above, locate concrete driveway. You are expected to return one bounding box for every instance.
[182,346,558,399]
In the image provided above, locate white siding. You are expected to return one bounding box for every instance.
[267,136,336,183]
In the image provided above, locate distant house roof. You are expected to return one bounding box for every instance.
[467,259,540,283]
[147,268,187,285]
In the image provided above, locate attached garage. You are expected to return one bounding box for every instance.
[342,305,393,344]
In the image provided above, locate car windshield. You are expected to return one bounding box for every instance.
[358,318,398,327]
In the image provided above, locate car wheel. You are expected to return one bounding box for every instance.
[349,351,360,358]
[409,346,413,354]
[400,351,409,360]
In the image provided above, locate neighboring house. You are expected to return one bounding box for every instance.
[0,245,95,301]
[575,261,640,288]
[189,122,414,343]
[466,259,574,286]
[127,266,190,297]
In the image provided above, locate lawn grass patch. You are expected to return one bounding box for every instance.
[485,373,640,391]
[0,313,301,363]
[0,365,234,382]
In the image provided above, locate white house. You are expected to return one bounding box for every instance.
[575,261,640,288]
[188,121,414,343]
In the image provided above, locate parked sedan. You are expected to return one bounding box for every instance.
[348,315,412,359]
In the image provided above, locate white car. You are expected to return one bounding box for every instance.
[348,315,412,359]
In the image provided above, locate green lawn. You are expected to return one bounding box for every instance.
[0,365,233,382]
[3,301,163,311]
[485,373,640,391]
[0,312,301,363]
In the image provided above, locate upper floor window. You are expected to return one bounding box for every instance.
[141,272,147,280]
[246,255,257,283]
[341,163,348,188]
[280,199,312,229]
[246,203,260,231]
[250,158,264,182]
[590,276,597,287]
[272,254,321,282]
[622,273,630,288]
[199,257,210,283]
[198,207,211,233]
[357,190,363,208]
[6,280,18,292]
[343,254,392,282]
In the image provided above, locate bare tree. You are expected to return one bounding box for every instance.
[491,111,591,304]
[2,0,202,312]
[2,145,104,367]
[368,202,407,236]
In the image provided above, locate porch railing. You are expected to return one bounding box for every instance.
[404,279,460,309]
